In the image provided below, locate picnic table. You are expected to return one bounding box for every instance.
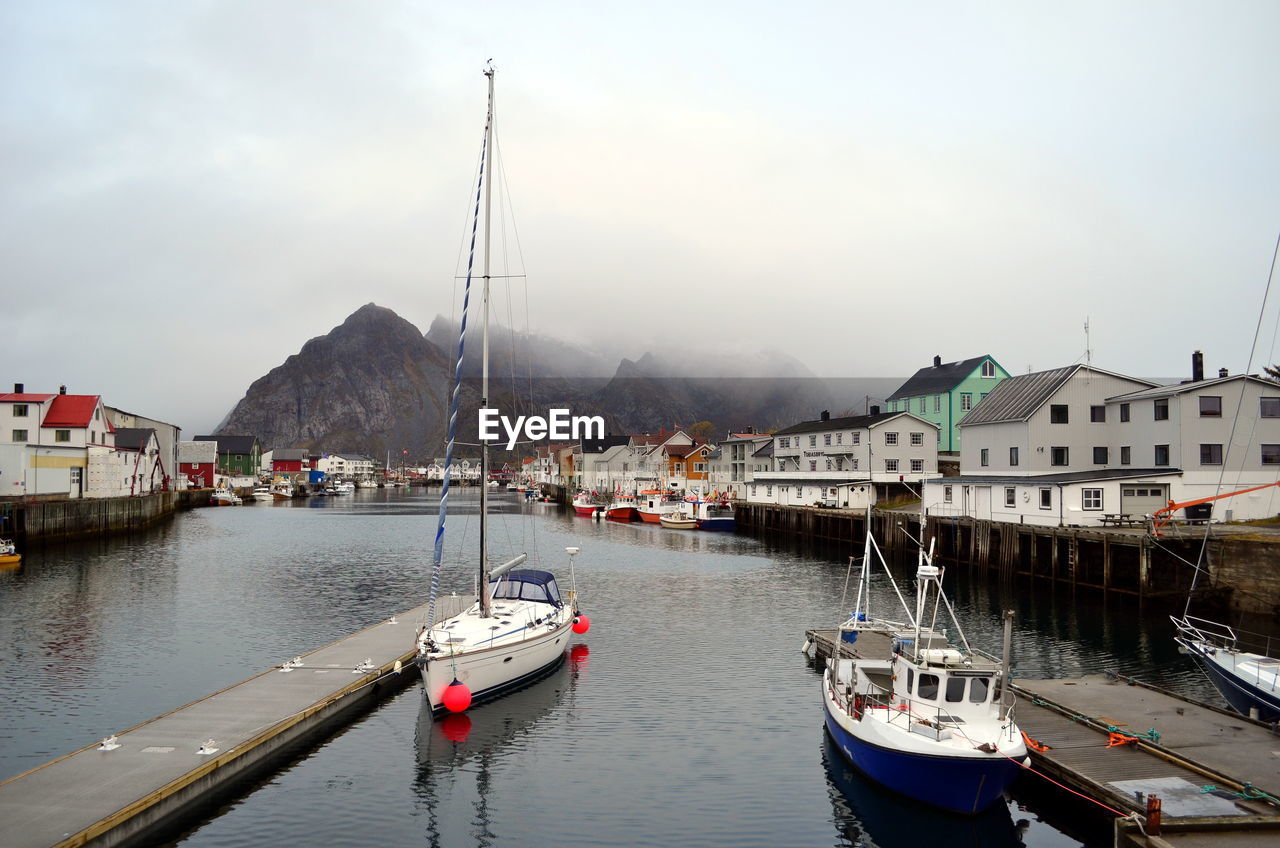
[1099,513,1143,528]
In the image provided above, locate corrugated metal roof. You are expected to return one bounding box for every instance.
[113,428,155,451]
[887,355,994,400]
[1108,373,1269,402]
[196,434,261,454]
[957,366,1080,426]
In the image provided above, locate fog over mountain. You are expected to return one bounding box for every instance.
[216,304,906,458]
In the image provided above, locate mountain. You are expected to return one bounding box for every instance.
[216,303,457,458]
[215,304,907,458]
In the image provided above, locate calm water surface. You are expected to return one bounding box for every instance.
[0,490,1221,847]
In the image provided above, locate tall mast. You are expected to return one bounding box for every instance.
[479,64,495,617]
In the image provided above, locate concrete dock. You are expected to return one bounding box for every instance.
[805,628,1280,845]
[0,594,469,848]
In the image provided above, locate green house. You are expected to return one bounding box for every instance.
[193,434,263,476]
[885,354,1009,453]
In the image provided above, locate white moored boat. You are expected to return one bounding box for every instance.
[415,64,588,718]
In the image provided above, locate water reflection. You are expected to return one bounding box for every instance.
[413,657,582,848]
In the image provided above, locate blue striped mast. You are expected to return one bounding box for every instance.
[426,66,492,628]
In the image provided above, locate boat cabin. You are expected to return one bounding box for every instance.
[490,568,564,607]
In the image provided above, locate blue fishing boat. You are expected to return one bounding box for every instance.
[1171,615,1280,723]
[822,527,1027,814]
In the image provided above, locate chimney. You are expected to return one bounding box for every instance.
[59,384,67,395]
[13,383,23,393]
[1219,367,1228,378]
[821,410,830,421]
[870,404,880,415]
[1192,350,1204,382]
[933,355,942,367]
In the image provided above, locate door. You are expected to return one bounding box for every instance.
[1121,484,1167,518]
[69,466,83,499]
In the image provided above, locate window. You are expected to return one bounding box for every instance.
[1093,446,1108,465]
[969,677,990,703]
[910,432,923,446]
[693,462,707,473]
[55,429,71,442]
[943,485,953,503]
[917,674,939,700]
[1090,405,1106,422]
[1120,446,1131,465]
[825,459,832,470]
[809,435,817,447]
[885,459,899,472]
[835,458,843,471]
[918,397,926,413]
[946,677,966,702]
[982,360,995,378]
[13,404,28,417]
[851,432,860,445]
[1154,398,1169,420]
[836,433,842,444]
[12,429,27,441]
[934,395,941,413]
[851,459,859,471]
[796,486,803,498]
[1263,445,1280,465]
[960,393,973,411]
[1050,404,1069,423]
[1198,444,1223,465]
[824,434,831,446]
[1005,487,1015,507]
[780,437,789,448]
[1261,397,1280,418]
[1199,396,1222,417]
[1082,488,1102,510]
[1154,444,1170,466]
[980,448,989,467]
[1050,446,1068,466]
[1120,403,1130,422]
[1039,488,1052,509]
[910,458,923,472]
[885,432,898,445]
[906,667,914,694]
[1009,446,1019,466]
[809,461,817,471]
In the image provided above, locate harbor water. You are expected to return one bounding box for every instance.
[0,489,1222,847]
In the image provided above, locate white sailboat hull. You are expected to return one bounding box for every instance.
[418,601,576,716]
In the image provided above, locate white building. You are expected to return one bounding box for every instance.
[923,357,1280,526]
[748,410,939,508]
[317,453,375,480]
[719,431,773,499]
[0,385,117,499]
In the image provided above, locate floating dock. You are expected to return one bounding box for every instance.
[0,595,469,848]
[805,628,1280,846]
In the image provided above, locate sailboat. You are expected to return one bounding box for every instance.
[822,523,1027,814]
[1171,615,1280,722]
[415,64,588,717]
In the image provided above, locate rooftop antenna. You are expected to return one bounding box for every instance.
[1084,316,1092,368]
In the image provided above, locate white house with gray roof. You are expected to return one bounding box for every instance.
[923,356,1280,526]
[748,409,939,508]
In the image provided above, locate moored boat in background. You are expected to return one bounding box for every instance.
[605,493,639,522]
[0,539,20,568]
[1171,614,1280,723]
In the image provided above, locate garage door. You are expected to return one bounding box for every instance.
[1122,484,1168,517]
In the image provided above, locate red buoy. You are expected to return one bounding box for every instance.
[572,614,591,634]
[442,679,472,713]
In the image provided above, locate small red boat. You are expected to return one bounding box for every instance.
[572,491,602,517]
[606,493,639,522]
[637,489,675,523]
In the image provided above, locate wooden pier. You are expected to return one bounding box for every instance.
[740,504,1280,614]
[805,628,1280,846]
[0,595,469,848]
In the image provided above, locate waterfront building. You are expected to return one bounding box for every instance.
[317,453,375,480]
[579,436,631,492]
[749,409,939,508]
[922,354,1280,526]
[0,384,117,499]
[720,430,773,499]
[106,407,180,492]
[194,435,262,477]
[96,428,167,497]
[665,442,714,492]
[885,354,1009,453]
[179,440,217,488]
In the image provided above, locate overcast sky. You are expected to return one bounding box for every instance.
[4,1,1279,434]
